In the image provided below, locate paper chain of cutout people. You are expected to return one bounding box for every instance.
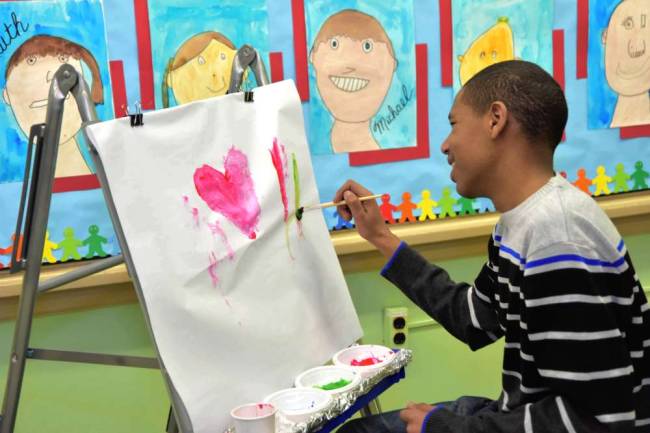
[0,162,648,264]
[332,161,650,230]
[0,225,108,270]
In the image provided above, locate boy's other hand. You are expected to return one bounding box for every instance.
[334,180,401,258]
[400,402,436,433]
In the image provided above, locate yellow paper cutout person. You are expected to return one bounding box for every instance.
[163,31,238,107]
[603,0,650,128]
[310,9,397,153]
[3,35,104,178]
[458,17,515,86]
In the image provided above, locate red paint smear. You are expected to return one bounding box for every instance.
[439,0,453,87]
[620,125,650,139]
[577,0,589,79]
[191,208,199,227]
[208,221,235,260]
[270,52,285,83]
[349,44,430,166]
[351,356,381,366]
[208,251,219,287]
[291,0,310,101]
[182,195,189,205]
[134,0,155,109]
[194,147,261,239]
[52,174,100,193]
[269,138,289,221]
[208,251,232,307]
[109,60,128,118]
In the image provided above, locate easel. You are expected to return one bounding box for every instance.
[0,45,269,433]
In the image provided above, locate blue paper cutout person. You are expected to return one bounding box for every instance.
[438,187,458,218]
[332,210,354,230]
[83,225,108,258]
[458,196,477,215]
[59,227,84,262]
[631,161,649,190]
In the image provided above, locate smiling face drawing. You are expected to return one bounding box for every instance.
[166,32,237,106]
[605,0,650,96]
[310,10,396,124]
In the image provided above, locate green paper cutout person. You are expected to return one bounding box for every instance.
[59,227,83,262]
[592,165,612,196]
[42,231,58,264]
[631,161,649,190]
[397,192,418,223]
[612,163,630,193]
[417,190,438,221]
[83,225,108,258]
[438,187,457,218]
[458,196,477,215]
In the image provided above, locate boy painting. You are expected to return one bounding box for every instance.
[336,61,650,433]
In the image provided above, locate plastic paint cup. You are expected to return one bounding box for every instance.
[332,344,396,378]
[263,387,332,424]
[230,402,276,433]
[294,365,361,395]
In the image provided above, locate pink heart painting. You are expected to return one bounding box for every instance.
[193,147,261,239]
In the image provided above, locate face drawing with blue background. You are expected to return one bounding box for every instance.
[310,9,396,153]
[603,0,650,127]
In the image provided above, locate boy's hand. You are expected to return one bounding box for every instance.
[334,180,401,259]
[400,402,436,433]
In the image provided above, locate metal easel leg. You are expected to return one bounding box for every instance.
[0,90,64,433]
[360,399,383,417]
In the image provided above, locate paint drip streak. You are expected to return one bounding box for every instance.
[270,138,289,222]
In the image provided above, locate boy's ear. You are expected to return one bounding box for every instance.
[488,101,507,139]
[601,28,608,45]
[166,70,173,87]
[3,88,10,105]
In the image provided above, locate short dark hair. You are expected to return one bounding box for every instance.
[460,60,568,150]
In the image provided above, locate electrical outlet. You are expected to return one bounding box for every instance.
[384,307,408,347]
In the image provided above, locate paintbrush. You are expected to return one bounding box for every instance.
[296,194,383,221]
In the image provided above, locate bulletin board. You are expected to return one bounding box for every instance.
[0,0,649,268]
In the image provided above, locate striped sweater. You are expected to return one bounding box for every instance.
[382,175,650,433]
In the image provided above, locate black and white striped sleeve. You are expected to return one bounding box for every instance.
[381,242,503,350]
[521,242,638,433]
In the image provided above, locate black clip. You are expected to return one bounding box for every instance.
[127,102,144,127]
[244,91,254,103]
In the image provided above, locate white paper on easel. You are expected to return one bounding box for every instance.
[85,80,363,433]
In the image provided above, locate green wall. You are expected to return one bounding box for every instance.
[0,233,648,432]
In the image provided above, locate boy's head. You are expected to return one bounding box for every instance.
[442,60,567,198]
[3,35,103,144]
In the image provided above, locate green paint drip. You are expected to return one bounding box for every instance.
[315,378,352,391]
[292,153,301,211]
